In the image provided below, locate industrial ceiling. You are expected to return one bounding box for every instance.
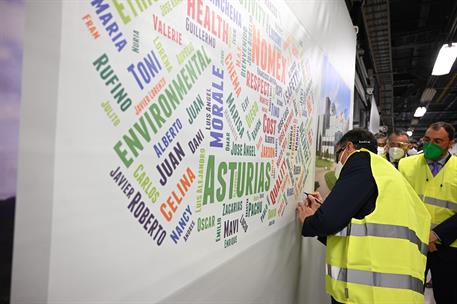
[347,0,457,139]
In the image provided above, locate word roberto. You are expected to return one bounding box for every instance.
[110,166,166,246]
[203,155,271,205]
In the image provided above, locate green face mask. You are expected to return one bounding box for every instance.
[423,142,443,160]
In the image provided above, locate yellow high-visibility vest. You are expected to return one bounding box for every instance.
[399,153,457,248]
[327,149,430,304]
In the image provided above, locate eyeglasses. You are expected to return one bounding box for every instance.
[388,141,409,149]
[335,146,346,162]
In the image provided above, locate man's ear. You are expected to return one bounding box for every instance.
[346,141,355,152]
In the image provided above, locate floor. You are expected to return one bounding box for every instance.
[425,287,436,304]
[424,272,436,304]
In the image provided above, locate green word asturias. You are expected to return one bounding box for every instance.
[203,155,271,205]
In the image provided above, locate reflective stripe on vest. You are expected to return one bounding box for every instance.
[326,265,423,294]
[335,222,428,256]
[423,196,457,212]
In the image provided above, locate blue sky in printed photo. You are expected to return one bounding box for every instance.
[0,0,24,199]
[319,57,351,120]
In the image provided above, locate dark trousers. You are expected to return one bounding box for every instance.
[428,245,457,304]
[331,297,343,304]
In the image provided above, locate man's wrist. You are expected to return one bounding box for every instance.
[431,230,441,241]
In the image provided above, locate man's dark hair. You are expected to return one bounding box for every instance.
[336,128,377,153]
[374,132,386,139]
[388,130,409,142]
[428,121,455,140]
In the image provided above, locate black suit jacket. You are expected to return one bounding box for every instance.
[302,152,378,238]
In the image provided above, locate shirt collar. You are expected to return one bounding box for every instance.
[425,152,451,166]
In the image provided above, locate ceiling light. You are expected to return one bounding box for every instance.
[432,43,457,76]
[420,88,437,103]
[406,130,413,137]
[413,106,427,118]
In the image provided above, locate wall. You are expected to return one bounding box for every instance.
[287,1,357,303]
[11,1,355,303]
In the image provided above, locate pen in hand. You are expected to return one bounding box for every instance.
[303,191,323,205]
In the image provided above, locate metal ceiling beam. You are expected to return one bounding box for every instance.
[434,72,457,103]
[391,28,440,37]
[362,0,394,130]
[392,42,434,50]
[397,110,457,116]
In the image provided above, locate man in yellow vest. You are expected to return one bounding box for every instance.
[297,128,430,304]
[374,132,387,157]
[385,130,410,168]
[399,121,457,303]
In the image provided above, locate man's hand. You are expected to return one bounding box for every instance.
[428,242,437,252]
[306,191,323,206]
[296,202,317,225]
[428,230,439,252]
[306,192,323,208]
[296,191,323,225]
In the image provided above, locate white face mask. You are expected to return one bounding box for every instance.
[334,148,346,179]
[388,147,405,162]
[334,161,343,179]
[377,146,385,155]
[407,148,418,156]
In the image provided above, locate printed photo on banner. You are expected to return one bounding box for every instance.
[314,57,351,198]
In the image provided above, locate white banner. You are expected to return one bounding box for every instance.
[13,0,327,302]
[369,95,380,134]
